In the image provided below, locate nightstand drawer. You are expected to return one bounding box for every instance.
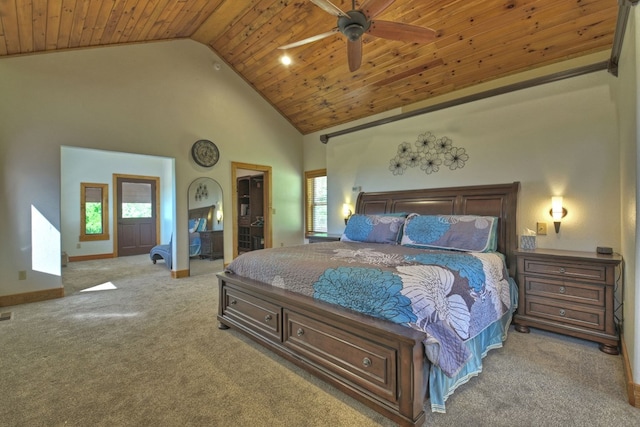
[525,296,605,331]
[523,276,605,307]
[522,259,607,282]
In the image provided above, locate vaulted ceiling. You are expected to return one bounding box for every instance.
[0,0,620,135]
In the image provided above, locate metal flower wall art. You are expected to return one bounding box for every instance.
[195,183,209,201]
[389,131,469,176]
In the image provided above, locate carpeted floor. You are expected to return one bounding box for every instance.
[1,254,639,426]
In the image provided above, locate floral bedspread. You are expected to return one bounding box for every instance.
[225,241,513,377]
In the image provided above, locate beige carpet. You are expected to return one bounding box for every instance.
[1,254,639,426]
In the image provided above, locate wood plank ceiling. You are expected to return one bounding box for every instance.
[0,0,620,135]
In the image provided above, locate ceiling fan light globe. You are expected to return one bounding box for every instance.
[344,24,364,41]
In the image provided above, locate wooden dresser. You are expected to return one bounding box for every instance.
[513,249,622,354]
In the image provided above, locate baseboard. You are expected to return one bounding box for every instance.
[172,269,189,279]
[621,333,640,407]
[69,253,185,278]
[0,287,64,307]
[68,253,115,262]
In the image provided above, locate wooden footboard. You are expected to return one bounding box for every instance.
[217,272,428,427]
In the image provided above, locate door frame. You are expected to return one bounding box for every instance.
[231,162,272,259]
[112,173,161,258]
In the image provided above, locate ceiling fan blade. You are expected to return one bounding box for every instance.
[368,20,436,43]
[310,0,349,18]
[278,28,339,50]
[360,0,395,20]
[347,38,362,72]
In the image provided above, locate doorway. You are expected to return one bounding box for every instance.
[113,174,160,257]
[231,162,272,259]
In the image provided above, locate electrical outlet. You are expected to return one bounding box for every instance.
[76,243,81,249]
[536,222,548,235]
[18,270,27,280]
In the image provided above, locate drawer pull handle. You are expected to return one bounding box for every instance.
[559,309,566,316]
[559,267,566,274]
[264,314,272,322]
[363,357,372,368]
[297,328,304,337]
[230,299,237,305]
[559,286,566,294]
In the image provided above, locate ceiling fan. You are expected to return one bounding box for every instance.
[278,0,437,72]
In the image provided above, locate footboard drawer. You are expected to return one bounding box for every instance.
[221,286,282,342]
[283,309,398,404]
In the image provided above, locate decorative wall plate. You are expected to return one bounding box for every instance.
[191,139,219,167]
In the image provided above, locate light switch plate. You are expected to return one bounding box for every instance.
[536,222,547,235]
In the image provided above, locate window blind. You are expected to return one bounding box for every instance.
[305,170,327,233]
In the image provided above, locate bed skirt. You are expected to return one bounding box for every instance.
[429,277,518,412]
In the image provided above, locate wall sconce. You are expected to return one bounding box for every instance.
[550,196,567,233]
[216,210,223,224]
[343,203,352,225]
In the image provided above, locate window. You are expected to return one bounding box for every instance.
[120,182,153,218]
[80,183,109,241]
[304,169,327,234]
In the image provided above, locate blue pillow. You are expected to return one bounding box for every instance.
[400,213,498,252]
[196,218,207,232]
[341,214,406,244]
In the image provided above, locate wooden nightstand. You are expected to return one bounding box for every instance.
[306,233,341,243]
[199,230,223,260]
[513,249,622,355]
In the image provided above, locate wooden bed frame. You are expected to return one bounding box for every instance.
[216,182,520,426]
[188,205,214,228]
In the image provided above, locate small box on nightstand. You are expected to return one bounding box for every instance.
[519,235,536,250]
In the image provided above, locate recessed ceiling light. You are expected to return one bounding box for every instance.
[280,54,292,66]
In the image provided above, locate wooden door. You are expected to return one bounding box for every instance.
[116,177,157,256]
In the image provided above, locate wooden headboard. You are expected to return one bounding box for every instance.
[188,205,214,231]
[355,182,520,276]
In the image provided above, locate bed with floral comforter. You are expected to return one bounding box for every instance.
[225,239,517,412]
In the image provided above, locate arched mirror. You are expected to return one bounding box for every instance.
[188,178,224,276]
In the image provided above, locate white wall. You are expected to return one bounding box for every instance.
[0,39,303,297]
[617,7,640,386]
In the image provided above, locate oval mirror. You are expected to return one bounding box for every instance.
[187,178,224,276]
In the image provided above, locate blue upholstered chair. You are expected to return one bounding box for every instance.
[149,235,172,269]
